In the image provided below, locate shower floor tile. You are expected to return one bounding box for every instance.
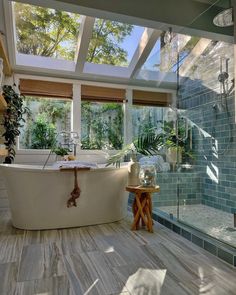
[156,204,236,248]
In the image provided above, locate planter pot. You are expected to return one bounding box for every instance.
[166,147,182,171]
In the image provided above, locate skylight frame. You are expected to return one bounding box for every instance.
[85,18,146,68]
[3,0,177,86]
[13,1,84,62]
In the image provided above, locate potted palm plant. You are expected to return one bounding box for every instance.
[106,130,164,185]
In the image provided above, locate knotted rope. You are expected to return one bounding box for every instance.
[67,167,81,208]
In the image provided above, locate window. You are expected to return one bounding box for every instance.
[81,101,124,150]
[18,80,172,151]
[142,33,199,73]
[86,18,145,67]
[131,90,170,138]
[13,1,82,61]
[19,97,71,149]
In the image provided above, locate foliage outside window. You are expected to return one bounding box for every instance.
[132,105,167,139]
[14,2,82,61]
[87,18,133,66]
[14,2,134,66]
[81,101,123,150]
[19,97,71,149]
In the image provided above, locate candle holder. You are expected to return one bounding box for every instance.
[139,165,156,187]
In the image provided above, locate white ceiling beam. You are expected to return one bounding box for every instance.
[161,33,191,73]
[83,62,130,78]
[75,16,95,73]
[128,28,162,79]
[16,53,76,72]
[134,34,191,88]
[136,69,177,84]
[3,0,17,68]
[179,38,212,77]
[12,0,233,43]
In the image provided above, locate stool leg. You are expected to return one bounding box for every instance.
[146,193,153,232]
[141,193,146,227]
[132,200,138,230]
[132,192,149,230]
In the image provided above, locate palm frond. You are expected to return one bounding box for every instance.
[134,132,163,155]
[106,143,134,168]
[106,130,164,167]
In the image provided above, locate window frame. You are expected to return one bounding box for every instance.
[14,74,175,156]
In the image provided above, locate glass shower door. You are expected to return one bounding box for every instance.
[176,34,236,248]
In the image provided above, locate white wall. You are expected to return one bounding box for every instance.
[0,0,7,50]
[0,0,5,33]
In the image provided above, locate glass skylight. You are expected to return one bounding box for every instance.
[13,2,82,61]
[142,33,199,73]
[86,18,145,67]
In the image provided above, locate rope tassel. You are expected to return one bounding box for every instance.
[67,167,81,208]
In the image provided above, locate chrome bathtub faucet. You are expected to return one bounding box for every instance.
[59,131,80,157]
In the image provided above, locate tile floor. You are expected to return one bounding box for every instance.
[158,204,236,248]
[0,209,236,294]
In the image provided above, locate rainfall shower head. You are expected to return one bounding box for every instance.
[218,71,229,83]
[213,0,233,27]
[213,8,233,27]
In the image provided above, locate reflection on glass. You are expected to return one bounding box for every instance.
[87,18,145,67]
[139,165,156,187]
[81,101,123,150]
[13,1,82,61]
[131,105,166,139]
[19,97,71,149]
[142,33,199,73]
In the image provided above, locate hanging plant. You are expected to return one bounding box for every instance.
[2,85,29,163]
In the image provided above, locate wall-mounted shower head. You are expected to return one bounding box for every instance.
[218,72,229,83]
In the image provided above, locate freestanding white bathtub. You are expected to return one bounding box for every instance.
[0,163,128,230]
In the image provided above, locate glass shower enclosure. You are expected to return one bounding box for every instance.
[152,25,236,249]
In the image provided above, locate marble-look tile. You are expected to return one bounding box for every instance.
[15,276,72,295]
[142,243,203,294]
[0,210,235,295]
[63,253,102,295]
[0,235,24,263]
[60,227,98,255]
[23,230,42,245]
[158,204,236,247]
[87,226,127,267]
[114,261,190,295]
[41,229,60,244]
[79,227,98,252]
[83,250,127,294]
[0,210,22,235]
[17,244,45,282]
[43,243,66,277]
[0,262,17,294]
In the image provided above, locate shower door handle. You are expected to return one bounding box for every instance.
[176,117,188,141]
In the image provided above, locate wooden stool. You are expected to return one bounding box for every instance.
[126,185,160,233]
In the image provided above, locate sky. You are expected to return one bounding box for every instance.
[120,25,145,63]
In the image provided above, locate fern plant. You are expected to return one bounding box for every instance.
[106,131,164,167]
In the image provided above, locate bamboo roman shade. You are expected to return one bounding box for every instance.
[81,85,126,103]
[19,79,73,99]
[133,90,171,106]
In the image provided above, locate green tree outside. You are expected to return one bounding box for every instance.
[15,2,133,64]
[15,2,133,150]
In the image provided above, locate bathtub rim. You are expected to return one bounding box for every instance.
[0,163,128,173]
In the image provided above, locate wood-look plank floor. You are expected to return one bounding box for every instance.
[0,210,235,295]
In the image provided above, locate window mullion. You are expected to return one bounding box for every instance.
[124,89,133,146]
[72,83,81,151]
